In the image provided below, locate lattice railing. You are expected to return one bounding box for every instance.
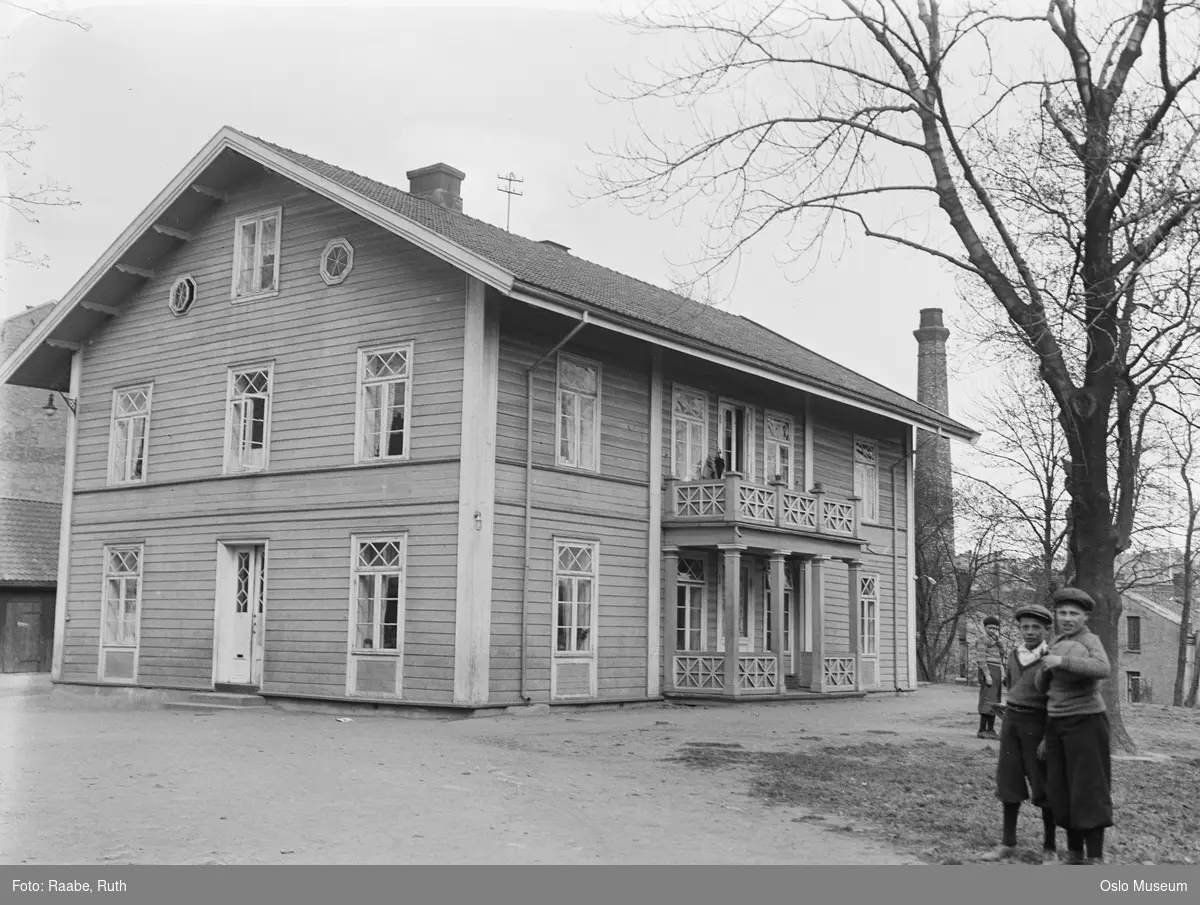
[737,655,778,691]
[738,486,776,522]
[675,482,726,518]
[674,655,725,690]
[823,656,855,688]
[821,499,855,535]
[780,491,818,530]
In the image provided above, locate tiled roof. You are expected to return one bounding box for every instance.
[0,498,60,584]
[239,130,976,439]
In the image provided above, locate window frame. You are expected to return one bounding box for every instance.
[107,383,153,486]
[854,436,880,524]
[354,342,415,464]
[168,274,197,317]
[1125,614,1142,652]
[555,353,602,473]
[671,385,708,481]
[230,206,283,303]
[676,555,707,652]
[763,410,794,488]
[348,535,407,656]
[717,398,756,480]
[100,543,144,649]
[763,561,794,656]
[552,538,599,657]
[859,573,880,656]
[1126,670,1143,703]
[320,237,355,286]
[223,363,275,475]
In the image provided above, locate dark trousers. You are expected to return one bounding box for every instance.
[1045,712,1113,831]
[996,708,1048,805]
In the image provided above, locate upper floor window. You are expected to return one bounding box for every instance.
[231,207,282,301]
[108,385,152,485]
[764,412,793,487]
[854,438,879,523]
[321,237,354,285]
[357,344,413,462]
[556,354,600,471]
[225,365,273,473]
[718,401,754,478]
[672,386,707,481]
[1126,615,1141,652]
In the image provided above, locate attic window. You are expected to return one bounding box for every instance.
[321,238,354,285]
[169,276,196,316]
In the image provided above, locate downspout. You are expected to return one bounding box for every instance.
[889,436,919,692]
[519,311,590,703]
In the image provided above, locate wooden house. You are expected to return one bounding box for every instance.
[0,128,977,709]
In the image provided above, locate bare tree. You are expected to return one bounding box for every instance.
[0,1,88,278]
[592,0,1200,751]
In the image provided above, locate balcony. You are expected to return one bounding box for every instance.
[663,473,860,541]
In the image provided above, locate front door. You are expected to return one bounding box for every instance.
[2,598,47,673]
[215,544,266,687]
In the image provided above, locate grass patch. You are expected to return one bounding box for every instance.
[673,736,1200,864]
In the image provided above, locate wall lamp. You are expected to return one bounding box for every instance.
[42,391,77,416]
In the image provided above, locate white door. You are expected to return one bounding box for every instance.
[216,544,266,686]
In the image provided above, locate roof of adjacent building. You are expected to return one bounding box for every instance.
[1125,590,1187,627]
[0,126,978,441]
[0,498,60,585]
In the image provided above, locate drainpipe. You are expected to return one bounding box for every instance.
[519,311,590,702]
[889,439,918,693]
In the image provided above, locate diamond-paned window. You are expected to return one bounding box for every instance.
[169,275,196,316]
[678,557,705,583]
[358,344,412,461]
[320,237,354,285]
[109,385,152,484]
[102,545,142,647]
[860,572,879,655]
[554,540,597,654]
[353,537,405,652]
[226,366,272,473]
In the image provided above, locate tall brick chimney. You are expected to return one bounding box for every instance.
[913,308,962,677]
[406,163,465,213]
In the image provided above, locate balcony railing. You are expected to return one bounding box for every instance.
[667,473,859,538]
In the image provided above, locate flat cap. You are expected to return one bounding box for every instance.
[1014,603,1053,625]
[982,615,1001,627]
[1051,587,1095,611]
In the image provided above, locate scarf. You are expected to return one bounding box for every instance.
[1016,641,1048,667]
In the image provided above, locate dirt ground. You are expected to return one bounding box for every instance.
[0,676,1189,865]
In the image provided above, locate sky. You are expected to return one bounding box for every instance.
[0,0,980,424]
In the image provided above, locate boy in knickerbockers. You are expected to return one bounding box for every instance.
[975,615,1005,739]
[980,602,1059,863]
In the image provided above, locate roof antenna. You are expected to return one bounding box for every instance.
[496,171,524,232]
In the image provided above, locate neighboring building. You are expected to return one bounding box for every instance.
[1121,588,1195,705]
[0,303,66,672]
[0,127,976,708]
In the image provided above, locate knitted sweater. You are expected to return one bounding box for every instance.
[975,636,1005,672]
[1034,628,1110,716]
[1004,648,1049,711]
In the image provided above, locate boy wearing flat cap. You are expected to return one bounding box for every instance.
[1035,586,1113,865]
[975,614,1005,739]
[980,602,1058,862]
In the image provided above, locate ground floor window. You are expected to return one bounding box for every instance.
[764,562,794,656]
[1126,670,1144,704]
[554,540,597,654]
[860,574,879,656]
[352,537,405,652]
[102,546,143,647]
[676,556,706,651]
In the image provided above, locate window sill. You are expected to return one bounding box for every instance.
[554,652,595,660]
[555,461,601,475]
[107,478,148,488]
[353,455,411,466]
[353,650,401,657]
[230,289,281,305]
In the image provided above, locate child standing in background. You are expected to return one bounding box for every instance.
[975,615,1005,739]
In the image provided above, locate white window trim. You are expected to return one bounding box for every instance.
[223,362,275,475]
[552,538,599,659]
[230,206,283,303]
[763,409,795,488]
[677,557,707,652]
[107,383,153,486]
[354,342,415,464]
[860,572,880,657]
[98,543,144,682]
[320,237,355,286]
[854,435,880,524]
[717,398,756,481]
[555,353,602,472]
[168,274,197,317]
[671,384,708,480]
[347,534,408,657]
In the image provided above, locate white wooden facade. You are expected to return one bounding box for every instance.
[0,129,977,708]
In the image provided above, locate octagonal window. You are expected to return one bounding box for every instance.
[321,238,354,285]
[169,275,196,316]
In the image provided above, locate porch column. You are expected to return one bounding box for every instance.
[770,551,787,695]
[663,546,680,693]
[809,555,827,692]
[846,559,863,692]
[719,544,744,695]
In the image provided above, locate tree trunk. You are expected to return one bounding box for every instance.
[1174,520,1194,707]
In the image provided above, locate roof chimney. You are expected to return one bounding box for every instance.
[406,163,465,213]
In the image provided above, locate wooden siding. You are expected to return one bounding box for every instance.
[73,170,467,490]
[59,170,471,701]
